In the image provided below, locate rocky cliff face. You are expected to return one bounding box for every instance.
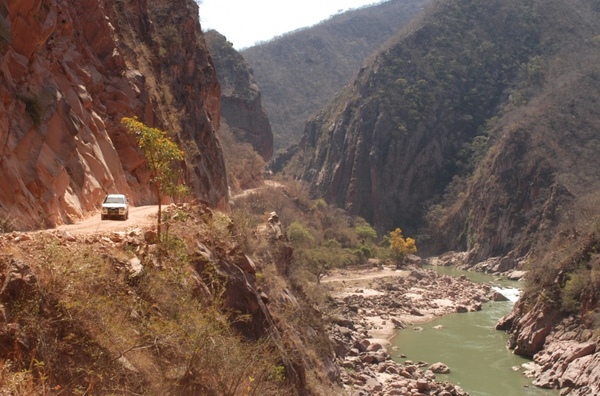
[0,0,228,230]
[286,0,600,264]
[205,30,273,161]
[432,70,600,263]
[497,289,600,396]
[426,0,600,265]
[286,0,542,237]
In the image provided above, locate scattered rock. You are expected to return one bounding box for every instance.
[492,291,510,301]
[235,254,257,274]
[429,362,451,374]
[144,230,158,244]
[455,305,468,313]
[128,257,144,279]
[117,356,139,373]
[507,270,528,281]
[0,258,39,302]
[329,265,496,396]
[391,317,405,329]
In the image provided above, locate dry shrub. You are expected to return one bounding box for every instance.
[0,221,293,395]
[220,123,266,194]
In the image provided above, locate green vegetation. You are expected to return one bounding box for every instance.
[526,231,600,320]
[231,177,393,288]
[355,222,377,242]
[122,117,189,238]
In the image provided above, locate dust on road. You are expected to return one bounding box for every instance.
[56,205,158,235]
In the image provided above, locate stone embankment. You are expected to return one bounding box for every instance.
[500,311,600,396]
[325,264,501,395]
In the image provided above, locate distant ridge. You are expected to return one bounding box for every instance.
[242,0,429,151]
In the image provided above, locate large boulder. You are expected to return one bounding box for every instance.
[0,258,39,302]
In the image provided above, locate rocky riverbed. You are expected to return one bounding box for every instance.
[323,264,505,395]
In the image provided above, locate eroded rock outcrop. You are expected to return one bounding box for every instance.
[502,312,600,395]
[205,30,273,161]
[0,0,228,230]
[497,290,600,394]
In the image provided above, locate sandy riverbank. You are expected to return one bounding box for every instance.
[323,264,499,395]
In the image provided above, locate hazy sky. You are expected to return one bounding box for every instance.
[198,0,383,49]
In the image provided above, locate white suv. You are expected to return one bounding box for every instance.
[101,194,129,221]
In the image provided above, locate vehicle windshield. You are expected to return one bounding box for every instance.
[105,196,125,204]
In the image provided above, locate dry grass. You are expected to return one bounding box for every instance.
[0,208,298,395]
[0,184,370,394]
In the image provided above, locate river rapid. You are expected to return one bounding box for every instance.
[391,266,558,396]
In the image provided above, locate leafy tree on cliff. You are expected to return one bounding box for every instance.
[121,117,189,239]
[387,227,417,266]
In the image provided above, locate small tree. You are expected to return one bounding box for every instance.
[297,246,340,284]
[355,223,377,242]
[387,227,417,266]
[121,117,189,239]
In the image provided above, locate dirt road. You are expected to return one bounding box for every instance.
[231,180,285,201]
[54,180,279,236]
[56,205,158,235]
[321,267,407,284]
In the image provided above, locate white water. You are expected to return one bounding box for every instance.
[493,286,521,302]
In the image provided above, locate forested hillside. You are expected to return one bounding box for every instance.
[242,0,429,150]
[286,0,600,262]
[284,1,600,392]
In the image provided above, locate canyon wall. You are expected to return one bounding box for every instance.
[0,0,228,230]
[286,0,600,264]
[205,30,273,162]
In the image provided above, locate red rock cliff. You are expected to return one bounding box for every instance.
[0,0,228,230]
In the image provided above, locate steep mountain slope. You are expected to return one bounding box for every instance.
[205,30,273,162]
[422,0,600,263]
[242,0,429,150]
[287,0,543,236]
[285,1,600,392]
[287,0,600,258]
[0,0,228,230]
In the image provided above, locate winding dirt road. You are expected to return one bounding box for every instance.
[56,205,158,235]
[53,180,281,236]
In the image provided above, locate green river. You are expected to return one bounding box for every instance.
[391,266,558,396]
